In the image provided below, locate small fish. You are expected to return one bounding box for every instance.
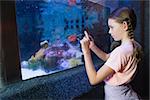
[68,35,77,42]
[68,0,76,5]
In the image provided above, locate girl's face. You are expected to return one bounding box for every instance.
[108,18,125,41]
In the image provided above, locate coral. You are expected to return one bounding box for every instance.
[68,58,83,68]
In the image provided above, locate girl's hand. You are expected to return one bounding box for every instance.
[88,35,96,50]
[84,31,96,50]
[80,31,91,54]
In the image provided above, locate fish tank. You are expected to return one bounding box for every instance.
[15,0,110,80]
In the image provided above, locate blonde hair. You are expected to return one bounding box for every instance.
[109,7,137,39]
[109,7,143,60]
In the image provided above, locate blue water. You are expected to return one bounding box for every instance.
[15,0,111,80]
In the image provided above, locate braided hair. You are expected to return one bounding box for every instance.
[109,7,137,39]
[109,7,143,61]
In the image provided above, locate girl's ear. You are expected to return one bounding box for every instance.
[122,21,128,31]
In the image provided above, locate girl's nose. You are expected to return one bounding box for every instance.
[108,29,111,34]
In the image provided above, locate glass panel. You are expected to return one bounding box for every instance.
[15,0,110,80]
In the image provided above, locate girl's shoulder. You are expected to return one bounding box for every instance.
[110,46,124,56]
[111,43,132,56]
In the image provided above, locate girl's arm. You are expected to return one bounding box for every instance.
[90,43,110,61]
[83,51,114,85]
[80,31,114,85]
[84,31,109,61]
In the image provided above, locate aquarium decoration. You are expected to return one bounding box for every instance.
[16,0,110,80]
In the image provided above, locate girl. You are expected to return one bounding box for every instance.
[80,7,143,100]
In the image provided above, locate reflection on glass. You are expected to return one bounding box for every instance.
[16,0,110,80]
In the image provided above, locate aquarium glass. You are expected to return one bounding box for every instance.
[15,0,110,80]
